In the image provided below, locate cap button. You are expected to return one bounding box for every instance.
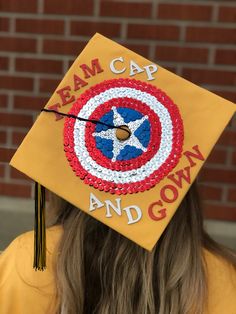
[116,125,131,141]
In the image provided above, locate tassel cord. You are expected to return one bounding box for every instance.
[41,108,131,137]
[34,182,46,271]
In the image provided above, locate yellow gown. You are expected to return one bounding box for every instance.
[0,225,236,314]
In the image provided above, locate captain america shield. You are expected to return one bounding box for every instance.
[64,78,184,194]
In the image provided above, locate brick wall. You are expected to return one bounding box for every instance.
[0,0,235,221]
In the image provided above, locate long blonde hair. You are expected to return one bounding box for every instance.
[49,183,236,314]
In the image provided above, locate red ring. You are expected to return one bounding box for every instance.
[64,78,184,194]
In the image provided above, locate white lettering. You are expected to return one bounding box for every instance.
[105,199,122,218]
[89,193,104,211]
[109,57,126,74]
[88,193,143,225]
[110,57,158,81]
[129,60,144,77]
[143,64,158,81]
[123,205,142,224]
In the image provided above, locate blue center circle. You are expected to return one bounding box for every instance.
[94,107,151,161]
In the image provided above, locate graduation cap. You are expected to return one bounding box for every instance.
[10,33,236,270]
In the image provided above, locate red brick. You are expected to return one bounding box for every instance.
[43,39,86,56]
[215,49,236,65]
[0,0,37,13]
[15,58,63,74]
[218,6,236,23]
[0,37,36,53]
[124,43,149,58]
[228,189,236,203]
[0,131,6,144]
[164,66,177,73]
[206,148,227,164]
[44,0,93,15]
[0,56,8,70]
[228,116,236,128]
[0,17,9,31]
[14,95,48,111]
[198,185,222,201]
[182,68,236,86]
[158,4,212,21]
[10,167,30,181]
[0,113,33,128]
[233,152,236,165]
[0,94,8,108]
[186,27,236,44]
[155,46,208,63]
[218,130,236,147]
[68,59,76,67]
[0,182,31,198]
[212,90,236,103]
[0,147,16,162]
[203,203,236,221]
[39,78,60,93]
[16,19,64,35]
[0,164,5,177]
[100,1,152,18]
[199,168,236,184]
[12,131,27,145]
[0,75,33,91]
[128,24,180,41]
[229,114,236,127]
[70,21,120,37]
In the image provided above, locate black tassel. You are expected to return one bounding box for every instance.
[34,182,46,271]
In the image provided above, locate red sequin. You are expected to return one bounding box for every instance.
[64,78,184,195]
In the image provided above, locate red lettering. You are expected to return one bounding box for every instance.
[167,166,191,189]
[160,185,178,203]
[73,75,88,91]
[80,58,104,79]
[47,103,63,121]
[148,200,166,221]
[56,86,75,106]
[183,145,205,167]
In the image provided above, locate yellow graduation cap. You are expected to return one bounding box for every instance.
[10,33,235,270]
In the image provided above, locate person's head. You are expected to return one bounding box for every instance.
[47,182,235,314]
[8,33,235,314]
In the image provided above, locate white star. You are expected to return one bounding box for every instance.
[93,107,148,162]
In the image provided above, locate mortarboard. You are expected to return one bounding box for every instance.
[10,33,236,270]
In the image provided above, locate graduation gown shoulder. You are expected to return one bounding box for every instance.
[0,225,62,314]
[0,226,236,314]
[204,249,236,314]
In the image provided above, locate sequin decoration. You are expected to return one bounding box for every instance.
[64,78,184,194]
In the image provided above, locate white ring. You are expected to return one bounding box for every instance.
[73,87,173,184]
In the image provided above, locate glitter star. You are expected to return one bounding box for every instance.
[93,107,148,162]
